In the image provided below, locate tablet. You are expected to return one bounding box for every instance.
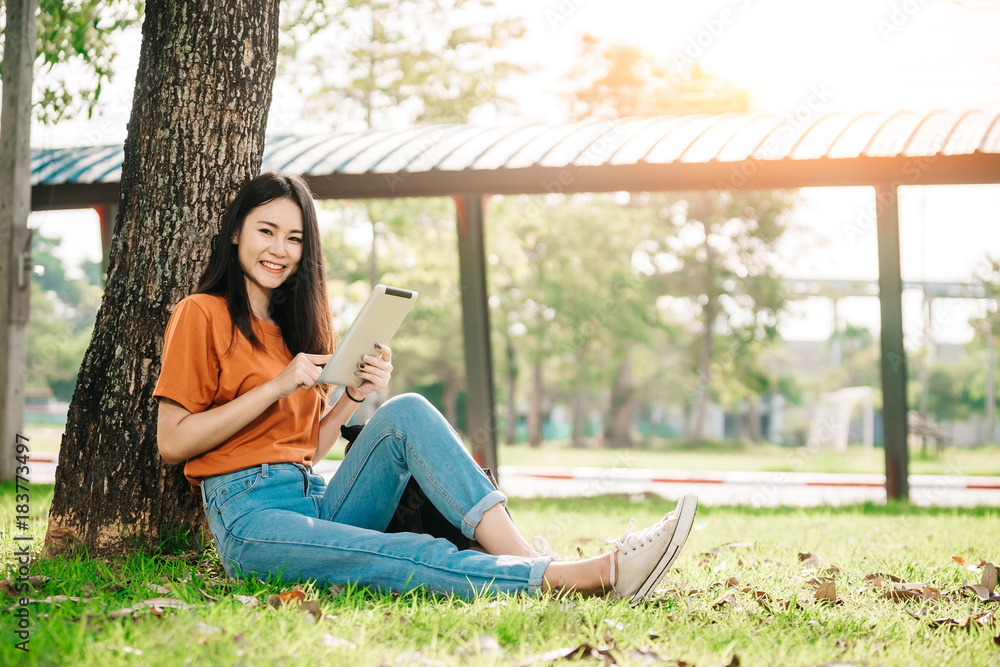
[316,284,418,387]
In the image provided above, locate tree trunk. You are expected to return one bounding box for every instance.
[443,378,459,428]
[744,399,762,443]
[604,353,633,449]
[504,337,518,446]
[570,344,589,448]
[527,359,543,447]
[44,0,280,556]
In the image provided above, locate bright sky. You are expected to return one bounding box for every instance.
[27,0,1000,344]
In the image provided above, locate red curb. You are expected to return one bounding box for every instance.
[651,477,725,484]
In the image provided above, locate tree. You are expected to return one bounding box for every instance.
[565,37,792,444]
[0,0,142,122]
[44,0,281,556]
[278,0,524,127]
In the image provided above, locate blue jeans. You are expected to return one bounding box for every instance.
[200,393,551,599]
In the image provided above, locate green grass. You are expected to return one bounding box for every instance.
[26,422,1000,478]
[498,440,1000,477]
[2,483,998,666]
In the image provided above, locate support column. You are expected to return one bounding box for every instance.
[96,203,118,283]
[0,0,37,481]
[875,184,909,501]
[454,194,498,475]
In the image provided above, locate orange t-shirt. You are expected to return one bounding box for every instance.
[153,293,323,491]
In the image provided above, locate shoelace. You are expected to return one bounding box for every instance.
[532,535,560,561]
[605,517,672,593]
[604,517,670,553]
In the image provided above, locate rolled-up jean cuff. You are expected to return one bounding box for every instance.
[461,489,508,540]
[527,555,553,595]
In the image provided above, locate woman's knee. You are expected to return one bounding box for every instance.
[381,392,438,417]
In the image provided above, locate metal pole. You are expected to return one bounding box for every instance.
[454,194,498,475]
[875,184,909,501]
[0,0,37,481]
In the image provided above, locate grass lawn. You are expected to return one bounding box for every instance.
[24,423,1000,477]
[498,440,1000,477]
[2,483,998,666]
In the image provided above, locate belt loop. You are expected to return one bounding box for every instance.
[261,463,269,478]
[199,481,208,507]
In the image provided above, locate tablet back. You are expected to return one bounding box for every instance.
[317,284,417,387]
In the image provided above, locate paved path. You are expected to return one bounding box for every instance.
[25,455,1000,507]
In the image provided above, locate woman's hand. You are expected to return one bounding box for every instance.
[352,344,393,398]
[268,353,333,400]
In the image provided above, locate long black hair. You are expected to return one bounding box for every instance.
[196,172,334,376]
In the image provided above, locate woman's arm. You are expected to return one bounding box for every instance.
[315,388,362,460]
[314,344,394,460]
[157,352,332,465]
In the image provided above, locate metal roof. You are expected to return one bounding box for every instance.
[31,110,1000,209]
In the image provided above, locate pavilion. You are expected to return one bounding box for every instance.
[30,109,1000,499]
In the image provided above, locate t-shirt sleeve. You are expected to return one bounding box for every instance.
[153,298,221,414]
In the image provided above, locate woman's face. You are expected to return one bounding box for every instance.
[234,197,304,299]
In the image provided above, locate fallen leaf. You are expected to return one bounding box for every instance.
[232,595,258,607]
[726,576,740,588]
[982,563,997,594]
[107,597,193,619]
[815,582,838,604]
[708,655,740,667]
[994,631,1000,647]
[704,542,754,557]
[953,556,966,565]
[146,583,171,596]
[798,552,828,568]
[963,584,1000,603]
[865,573,905,584]
[878,589,925,603]
[321,634,357,650]
[713,593,743,611]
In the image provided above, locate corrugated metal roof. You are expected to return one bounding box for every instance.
[29,110,1000,206]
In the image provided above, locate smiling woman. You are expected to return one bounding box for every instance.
[150,171,699,605]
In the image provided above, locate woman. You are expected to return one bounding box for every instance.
[154,171,697,604]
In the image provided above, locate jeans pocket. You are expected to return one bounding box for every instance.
[211,471,261,531]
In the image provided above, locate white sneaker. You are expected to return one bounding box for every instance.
[605,493,698,606]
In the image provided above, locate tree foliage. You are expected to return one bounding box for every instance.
[0,0,142,122]
[278,0,525,126]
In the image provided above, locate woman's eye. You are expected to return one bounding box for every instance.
[290,237,302,244]
[259,228,272,235]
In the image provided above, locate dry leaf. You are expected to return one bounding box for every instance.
[232,595,258,607]
[146,583,171,596]
[713,593,743,611]
[879,589,925,603]
[320,634,356,650]
[815,582,838,604]
[963,584,1000,603]
[107,597,193,619]
[982,563,997,593]
[726,576,740,588]
[798,552,828,568]
[865,573,905,584]
[952,556,966,565]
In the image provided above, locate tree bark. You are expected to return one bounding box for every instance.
[443,378,459,429]
[604,352,633,449]
[0,0,36,482]
[527,359,543,447]
[687,300,718,441]
[45,0,281,556]
[570,345,589,448]
[504,337,518,446]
